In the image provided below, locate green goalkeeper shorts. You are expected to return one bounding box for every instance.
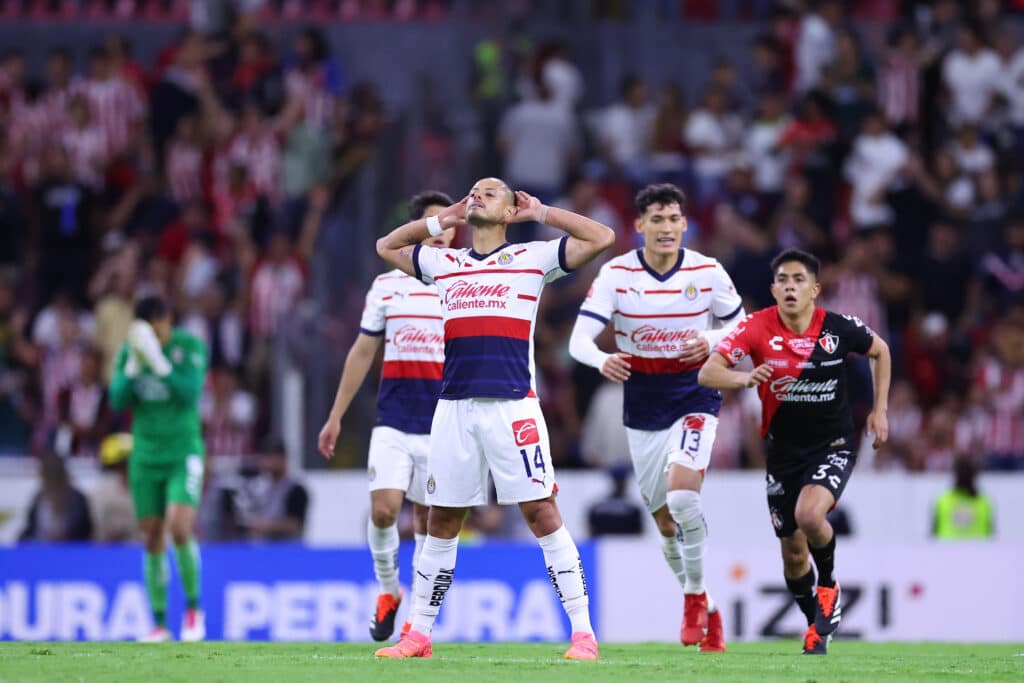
[129,455,204,520]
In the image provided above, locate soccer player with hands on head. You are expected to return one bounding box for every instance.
[699,249,891,655]
[374,177,615,660]
[318,191,456,642]
[569,183,744,652]
[109,296,209,642]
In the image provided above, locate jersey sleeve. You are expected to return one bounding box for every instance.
[535,237,573,283]
[578,262,616,324]
[108,343,134,411]
[710,262,744,321]
[358,277,387,336]
[835,313,875,355]
[714,314,757,366]
[412,244,457,285]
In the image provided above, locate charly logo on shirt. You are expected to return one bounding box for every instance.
[685,283,698,301]
[819,331,839,354]
[497,252,513,265]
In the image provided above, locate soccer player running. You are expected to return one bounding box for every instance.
[109,296,209,642]
[698,249,890,654]
[568,183,743,652]
[317,191,456,642]
[374,177,615,660]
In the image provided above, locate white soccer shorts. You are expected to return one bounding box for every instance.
[426,397,556,507]
[625,413,719,512]
[367,426,430,505]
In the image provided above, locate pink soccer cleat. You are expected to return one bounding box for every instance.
[374,629,432,658]
[563,631,599,660]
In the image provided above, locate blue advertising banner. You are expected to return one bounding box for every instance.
[0,542,597,642]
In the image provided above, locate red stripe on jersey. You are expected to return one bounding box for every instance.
[700,288,712,292]
[385,315,443,321]
[615,331,627,336]
[445,254,457,262]
[514,249,528,255]
[629,357,702,373]
[381,360,444,380]
[615,288,627,293]
[382,295,394,300]
[518,294,538,301]
[646,289,683,294]
[610,265,644,272]
[679,264,716,272]
[614,308,709,319]
[434,268,545,281]
[445,316,531,340]
[408,292,439,297]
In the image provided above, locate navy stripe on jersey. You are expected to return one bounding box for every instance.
[440,337,532,399]
[558,236,573,273]
[718,302,744,321]
[412,243,425,283]
[579,310,609,325]
[360,327,384,336]
[624,369,722,430]
[376,378,443,433]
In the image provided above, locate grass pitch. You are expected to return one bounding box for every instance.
[1,642,1020,682]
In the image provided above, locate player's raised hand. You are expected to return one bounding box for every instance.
[318,418,341,460]
[865,410,889,449]
[744,363,773,388]
[510,191,546,223]
[677,331,710,365]
[439,196,470,230]
[601,352,631,383]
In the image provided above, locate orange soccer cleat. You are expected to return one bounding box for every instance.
[699,609,725,653]
[814,583,842,637]
[563,631,599,660]
[369,590,402,642]
[374,629,432,658]
[681,592,709,646]
[802,624,828,655]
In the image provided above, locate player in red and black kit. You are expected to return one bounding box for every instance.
[698,249,891,655]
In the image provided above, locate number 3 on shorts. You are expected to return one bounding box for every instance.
[519,445,546,479]
[811,463,841,490]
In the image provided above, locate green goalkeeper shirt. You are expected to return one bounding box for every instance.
[109,329,208,464]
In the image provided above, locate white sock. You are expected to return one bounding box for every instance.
[407,533,427,624]
[367,518,400,597]
[410,535,459,635]
[537,526,593,635]
[667,489,706,595]
[660,532,687,590]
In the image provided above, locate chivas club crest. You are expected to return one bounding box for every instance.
[685,283,698,301]
[427,475,436,494]
[819,332,839,354]
[497,252,513,265]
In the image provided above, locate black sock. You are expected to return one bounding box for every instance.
[785,568,817,626]
[809,533,837,588]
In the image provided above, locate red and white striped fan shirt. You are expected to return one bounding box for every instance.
[972,359,1024,456]
[165,139,205,204]
[248,257,305,337]
[74,76,146,155]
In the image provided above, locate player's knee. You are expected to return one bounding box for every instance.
[666,489,702,526]
[168,518,192,546]
[370,505,398,529]
[794,505,825,535]
[780,544,808,569]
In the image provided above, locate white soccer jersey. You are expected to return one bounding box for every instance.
[579,248,743,430]
[413,237,571,399]
[360,269,445,434]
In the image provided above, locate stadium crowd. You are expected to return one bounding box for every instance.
[0,0,1022,509]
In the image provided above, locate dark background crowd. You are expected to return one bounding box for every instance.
[1,0,1022,521]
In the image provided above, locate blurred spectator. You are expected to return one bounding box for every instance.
[823,28,876,142]
[79,44,147,157]
[237,441,308,541]
[977,217,1024,316]
[164,114,204,204]
[0,278,37,455]
[685,85,743,203]
[878,26,922,129]
[182,284,245,369]
[843,109,908,232]
[589,75,655,186]
[914,222,977,332]
[91,432,137,543]
[200,366,256,457]
[32,290,96,351]
[62,94,110,190]
[932,457,995,539]
[949,124,994,176]
[54,346,114,459]
[579,380,629,470]
[968,318,1024,470]
[710,387,763,469]
[744,91,791,204]
[795,0,842,93]
[750,33,788,95]
[19,452,94,542]
[587,465,644,537]
[497,81,579,206]
[647,83,689,190]
[942,21,1000,127]
[865,379,923,469]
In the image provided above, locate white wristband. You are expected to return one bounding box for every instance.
[538,205,549,224]
[426,215,443,236]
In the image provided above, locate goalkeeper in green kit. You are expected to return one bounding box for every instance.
[109,296,208,642]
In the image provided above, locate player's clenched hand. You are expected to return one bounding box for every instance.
[676,331,710,365]
[510,191,546,223]
[865,410,888,449]
[744,363,773,388]
[439,196,470,229]
[318,419,340,460]
[601,352,631,383]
